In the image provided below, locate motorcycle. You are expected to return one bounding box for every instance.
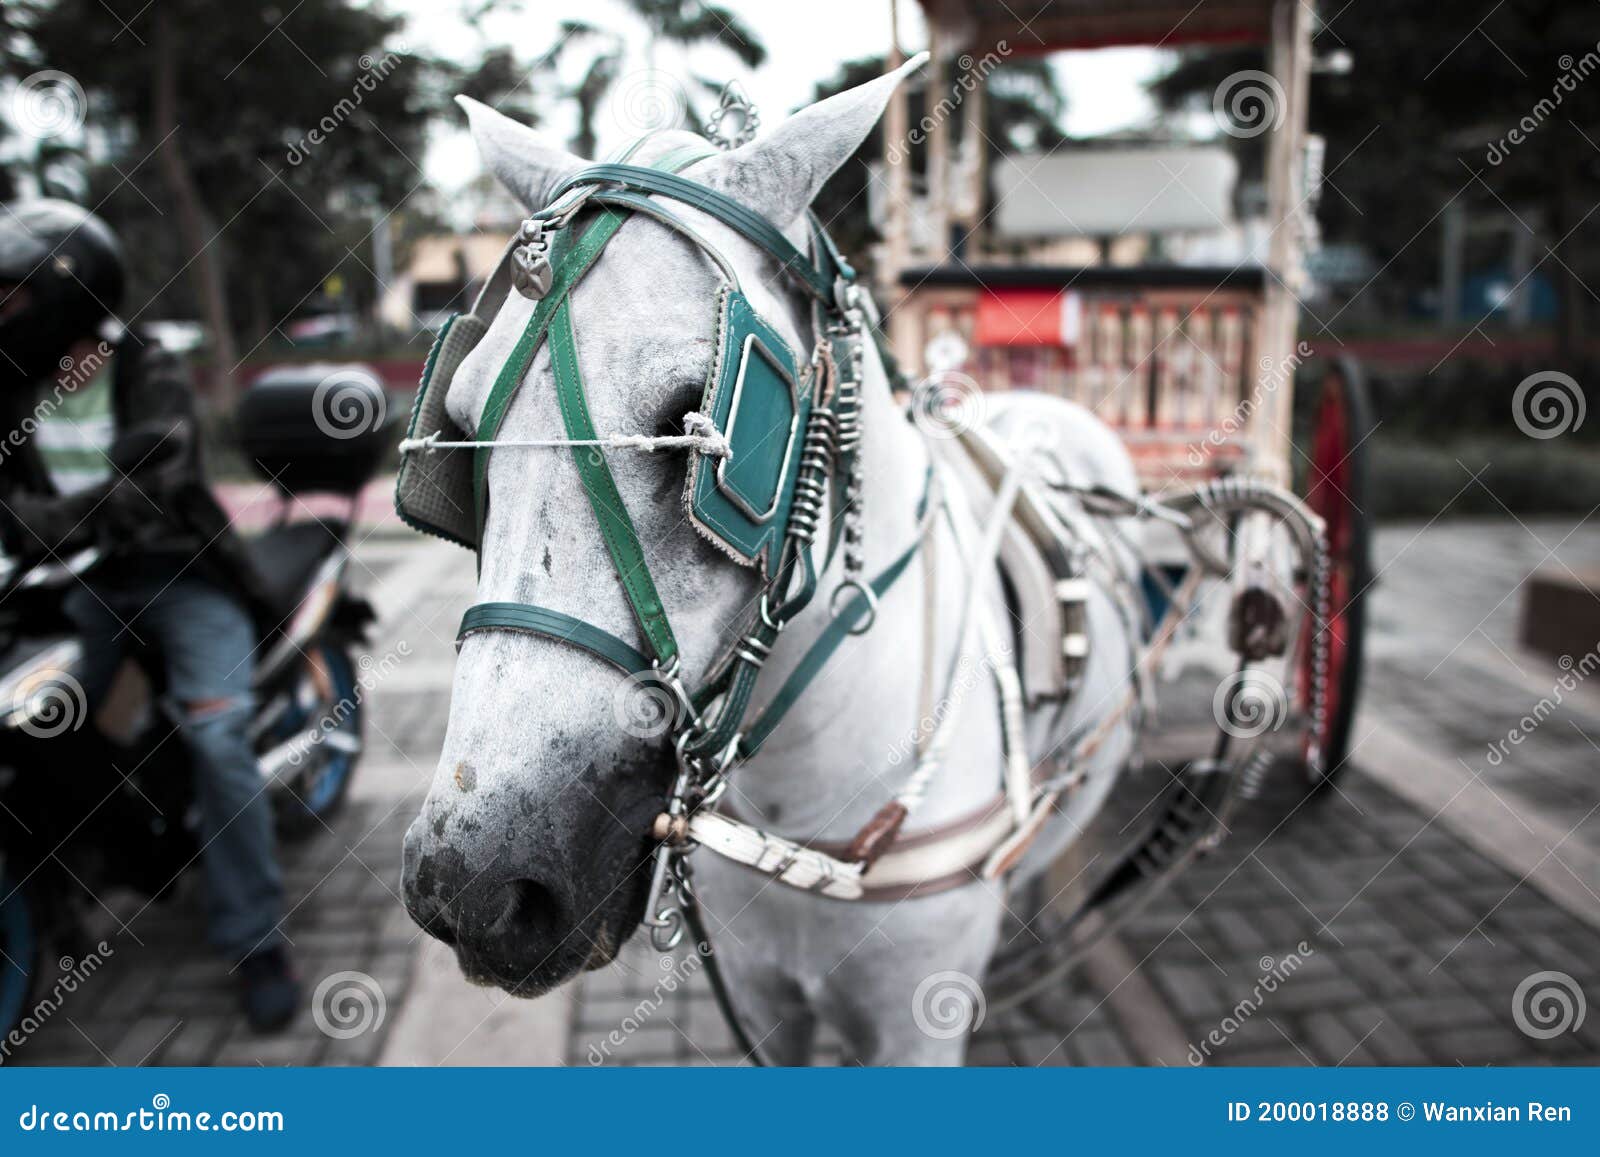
[0,364,388,1043]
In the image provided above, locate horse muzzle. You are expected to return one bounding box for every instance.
[399,796,655,996]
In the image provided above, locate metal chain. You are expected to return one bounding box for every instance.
[830,306,867,592]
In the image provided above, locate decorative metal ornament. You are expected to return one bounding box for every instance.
[510,217,554,300]
[704,80,759,151]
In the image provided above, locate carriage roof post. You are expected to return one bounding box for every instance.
[1254,0,1314,487]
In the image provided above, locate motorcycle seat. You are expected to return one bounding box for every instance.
[244,518,347,620]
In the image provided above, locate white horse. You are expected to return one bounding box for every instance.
[400,61,1141,1065]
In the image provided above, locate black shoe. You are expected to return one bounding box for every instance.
[238,946,301,1033]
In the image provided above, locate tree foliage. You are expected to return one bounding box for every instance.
[1,0,440,386]
[1150,1,1599,343]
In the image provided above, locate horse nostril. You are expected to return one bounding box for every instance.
[497,878,569,940]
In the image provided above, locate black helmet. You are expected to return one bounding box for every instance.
[0,199,126,388]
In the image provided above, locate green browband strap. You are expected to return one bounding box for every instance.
[551,164,855,304]
[459,151,916,762]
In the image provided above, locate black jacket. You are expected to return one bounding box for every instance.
[0,330,268,613]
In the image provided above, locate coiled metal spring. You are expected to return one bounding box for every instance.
[787,410,837,546]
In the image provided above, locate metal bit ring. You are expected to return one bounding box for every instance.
[829,579,878,635]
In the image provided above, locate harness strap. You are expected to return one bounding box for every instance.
[553,164,838,304]
[740,515,926,758]
[471,151,720,664]
[458,603,652,676]
[471,206,630,538]
[549,299,679,663]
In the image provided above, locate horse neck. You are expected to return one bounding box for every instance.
[729,334,1004,842]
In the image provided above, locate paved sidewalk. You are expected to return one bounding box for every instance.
[7,517,1599,1067]
[567,517,1600,1066]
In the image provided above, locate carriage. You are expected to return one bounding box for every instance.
[873,0,1373,1006]
[396,3,1377,1059]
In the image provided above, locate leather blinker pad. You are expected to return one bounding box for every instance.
[394,312,484,549]
[686,287,808,571]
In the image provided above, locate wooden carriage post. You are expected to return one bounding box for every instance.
[1253,0,1313,486]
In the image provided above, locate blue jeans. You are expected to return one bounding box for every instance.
[66,571,285,963]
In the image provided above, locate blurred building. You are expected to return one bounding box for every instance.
[378,233,505,334]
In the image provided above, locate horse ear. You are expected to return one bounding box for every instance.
[457,95,585,210]
[699,52,928,227]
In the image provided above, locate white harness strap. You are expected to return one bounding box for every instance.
[694,446,1050,900]
[688,812,865,899]
[689,427,1236,901]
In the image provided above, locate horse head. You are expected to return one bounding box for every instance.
[400,60,923,997]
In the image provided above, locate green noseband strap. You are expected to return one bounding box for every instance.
[459,603,652,676]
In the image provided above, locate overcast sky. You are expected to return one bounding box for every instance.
[393,0,1167,193]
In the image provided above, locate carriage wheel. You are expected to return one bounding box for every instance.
[1298,356,1374,784]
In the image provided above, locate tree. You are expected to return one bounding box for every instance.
[1,0,438,402]
[511,1,766,157]
[807,55,1068,284]
[1150,2,1600,352]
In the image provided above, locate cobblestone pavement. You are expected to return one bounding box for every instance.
[568,517,1600,1066]
[566,770,1600,1067]
[8,517,1600,1066]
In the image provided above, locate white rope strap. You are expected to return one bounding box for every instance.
[399,410,732,459]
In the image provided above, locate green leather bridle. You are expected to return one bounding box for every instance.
[430,148,931,946]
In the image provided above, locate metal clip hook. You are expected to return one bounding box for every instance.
[510,218,554,300]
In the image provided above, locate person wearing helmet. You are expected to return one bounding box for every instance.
[0,199,299,1032]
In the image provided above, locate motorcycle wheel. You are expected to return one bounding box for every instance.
[0,865,38,1043]
[272,640,363,840]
